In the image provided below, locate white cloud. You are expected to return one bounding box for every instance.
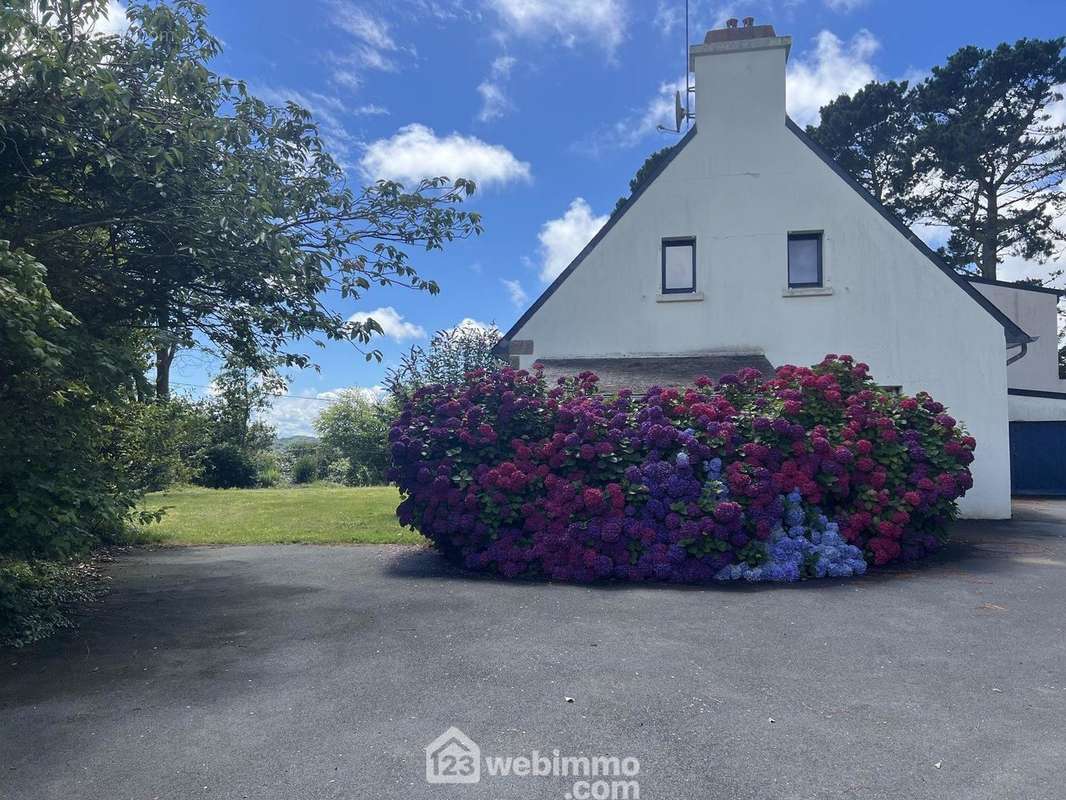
[91,0,129,35]
[348,306,427,341]
[259,385,387,437]
[824,0,868,11]
[909,157,1066,289]
[444,317,498,334]
[333,4,396,51]
[477,55,517,122]
[476,85,508,121]
[501,278,528,307]
[405,0,476,21]
[786,29,880,127]
[1046,83,1066,128]
[537,198,608,282]
[331,68,363,91]
[630,76,687,144]
[653,1,684,36]
[586,26,880,151]
[326,2,414,90]
[486,0,627,53]
[317,386,389,403]
[656,0,736,37]
[577,75,687,154]
[899,66,931,88]
[996,243,1066,286]
[359,124,532,187]
[352,103,390,115]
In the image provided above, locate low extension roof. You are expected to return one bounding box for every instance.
[536,354,774,394]
[965,274,1064,297]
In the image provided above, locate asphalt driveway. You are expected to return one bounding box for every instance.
[2,500,1065,800]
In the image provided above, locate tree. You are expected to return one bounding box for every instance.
[806,80,917,220]
[123,396,213,491]
[613,146,676,215]
[0,1,482,397]
[907,39,1066,278]
[200,444,258,489]
[385,323,505,400]
[314,391,395,486]
[204,359,279,455]
[0,0,481,559]
[0,242,143,557]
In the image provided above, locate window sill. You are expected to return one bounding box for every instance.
[656,291,704,303]
[782,286,833,297]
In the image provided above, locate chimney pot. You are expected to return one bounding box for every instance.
[700,19,784,48]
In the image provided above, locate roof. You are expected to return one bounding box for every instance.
[502,121,1033,348]
[536,354,774,394]
[965,274,1064,297]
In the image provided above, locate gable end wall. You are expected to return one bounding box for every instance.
[509,121,1011,517]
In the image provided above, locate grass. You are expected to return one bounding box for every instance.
[140,484,425,546]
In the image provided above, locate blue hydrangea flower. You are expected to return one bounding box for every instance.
[715,489,867,583]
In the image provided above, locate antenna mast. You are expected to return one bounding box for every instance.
[684,0,690,125]
[657,0,695,135]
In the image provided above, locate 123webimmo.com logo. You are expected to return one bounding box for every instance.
[425,727,641,799]
[426,727,480,784]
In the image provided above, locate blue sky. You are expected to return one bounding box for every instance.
[103,0,1066,434]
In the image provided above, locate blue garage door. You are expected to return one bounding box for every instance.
[1010,421,1066,496]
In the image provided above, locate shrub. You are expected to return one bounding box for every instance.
[348,463,383,487]
[0,243,143,559]
[313,391,394,485]
[385,321,505,401]
[125,398,214,492]
[388,356,975,583]
[254,451,282,487]
[324,458,353,484]
[291,455,319,485]
[0,559,108,648]
[200,444,258,489]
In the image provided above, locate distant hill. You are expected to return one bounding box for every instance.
[273,435,319,452]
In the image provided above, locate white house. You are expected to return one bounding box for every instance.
[497,19,1045,518]
[964,276,1066,495]
[966,277,1066,413]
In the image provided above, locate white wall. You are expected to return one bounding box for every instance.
[510,34,1012,518]
[1009,394,1066,422]
[970,282,1065,393]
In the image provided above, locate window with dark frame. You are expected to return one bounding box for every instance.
[788,232,823,288]
[661,237,696,294]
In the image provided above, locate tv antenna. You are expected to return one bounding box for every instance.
[657,0,695,135]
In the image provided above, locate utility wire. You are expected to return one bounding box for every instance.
[168,381,358,404]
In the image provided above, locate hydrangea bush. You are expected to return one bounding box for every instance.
[388,356,974,584]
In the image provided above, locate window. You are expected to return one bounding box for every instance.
[788,232,823,288]
[662,238,696,294]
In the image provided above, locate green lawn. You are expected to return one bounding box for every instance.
[141,484,425,546]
